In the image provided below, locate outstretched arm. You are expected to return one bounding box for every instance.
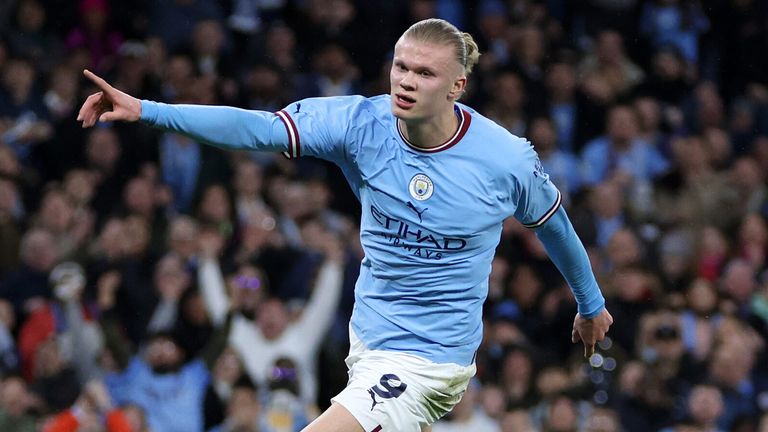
[534,206,613,358]
[77,70,289,153]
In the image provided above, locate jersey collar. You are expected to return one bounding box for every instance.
[396,106,472,153]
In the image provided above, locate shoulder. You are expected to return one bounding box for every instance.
[290,95,385,114]
[460,103,535,161]
[285,95,390,127]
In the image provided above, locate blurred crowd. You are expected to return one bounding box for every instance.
[0,0,767,431]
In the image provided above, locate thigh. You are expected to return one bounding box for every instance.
[301,402,364,432]
[331,351,475,432]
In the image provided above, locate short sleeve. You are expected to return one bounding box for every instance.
[513,145,563,228]
[276,96,363,164]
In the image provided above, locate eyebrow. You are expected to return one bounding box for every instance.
[393,59,436,74]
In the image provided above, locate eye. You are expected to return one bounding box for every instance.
[420,70,433,77]
[395,63,407,72]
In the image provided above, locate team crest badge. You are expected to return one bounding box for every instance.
[408,174,434,201]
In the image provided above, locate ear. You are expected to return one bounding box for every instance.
[448,75,467,100]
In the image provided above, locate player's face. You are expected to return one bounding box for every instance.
[390,38,466,122]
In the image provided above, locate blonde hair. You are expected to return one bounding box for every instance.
[401,18,481,76]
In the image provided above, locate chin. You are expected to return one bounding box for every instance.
[391,105,416,121]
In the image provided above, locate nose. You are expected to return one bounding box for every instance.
[399,71,416,91]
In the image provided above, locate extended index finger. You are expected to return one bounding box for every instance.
[584,342,594,358]
[83,69,115,95]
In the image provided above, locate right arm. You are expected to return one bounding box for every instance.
[78,70,358,163]
[139,101,290,153]
[78,69,289,153]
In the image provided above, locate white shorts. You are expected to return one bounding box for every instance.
[331,328,476,432]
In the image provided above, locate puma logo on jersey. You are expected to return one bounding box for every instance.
[406,201,428,222]
[366,374,407,411]
[368,388,383,411]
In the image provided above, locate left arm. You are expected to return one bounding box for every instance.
[534,206,613,357]
[534,206,604,318]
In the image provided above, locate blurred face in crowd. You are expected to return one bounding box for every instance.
[584,408,620,432]
[546,62,576,98]
[233,159,263,197]
[501,348,532,386]
[652,49,685,81]
[0,178,19,215]
[146,335,184,374]
[122,215,150,257]
[606,228,642,268]
[738,213,767,246]
[277,182,310,219]
[266,24,296,55]
[21,228,58,272]
[257,298,290,340]
[517,25,544,66]
[595,30,624,65]
[86,128,121,172]
[687,385,723,426]
[199,184,231,223]
[246,65,283,101]
[123,177,154,217]
[390,37,465,123]
[506,264,542,309]
[709,345,753,389]
[213,348,243,384]
[546,395,578,432]
[34,337,65,378]
[607,105,638,146]
[98,217,126,259]
[730,156,763,190]
[535,367,570,399]
[721,259,757,304]
[501,410,534,432]
[529,117,557,154]
[153,253,189,291]
[590,182,623,218]
[2,59,34,100]
[686,278,718,315]
[182,291,209,326]
[0,146,20,177]
[227,385,261,427]
[314,44,352,81]
[63,169,95,206]
[0,376,33,417]
[480,384,506,419]
[228,265,265,318]
[634,96,661,133]
[17,0,45,32]
[81,0,108,32]
[168,216,199,260]
[493,71,526,111]
[241,207,277,251]
[669,137,699,172]
[164,54,195,95]
[193,20,224,56]
[38,189,74,234]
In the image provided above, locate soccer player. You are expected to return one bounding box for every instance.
[78,18,612,432]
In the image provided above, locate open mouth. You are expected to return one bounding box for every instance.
[395,94,416,108]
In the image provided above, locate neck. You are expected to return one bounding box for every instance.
[398,106,459,149]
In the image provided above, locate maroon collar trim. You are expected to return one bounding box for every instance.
[397,108,472,153]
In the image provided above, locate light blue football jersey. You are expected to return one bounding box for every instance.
[274,95,561,366]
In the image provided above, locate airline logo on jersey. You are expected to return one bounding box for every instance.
[408,174,433,201]
[370,204,467,260]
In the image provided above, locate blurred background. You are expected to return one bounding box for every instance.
[0,0,767,431]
